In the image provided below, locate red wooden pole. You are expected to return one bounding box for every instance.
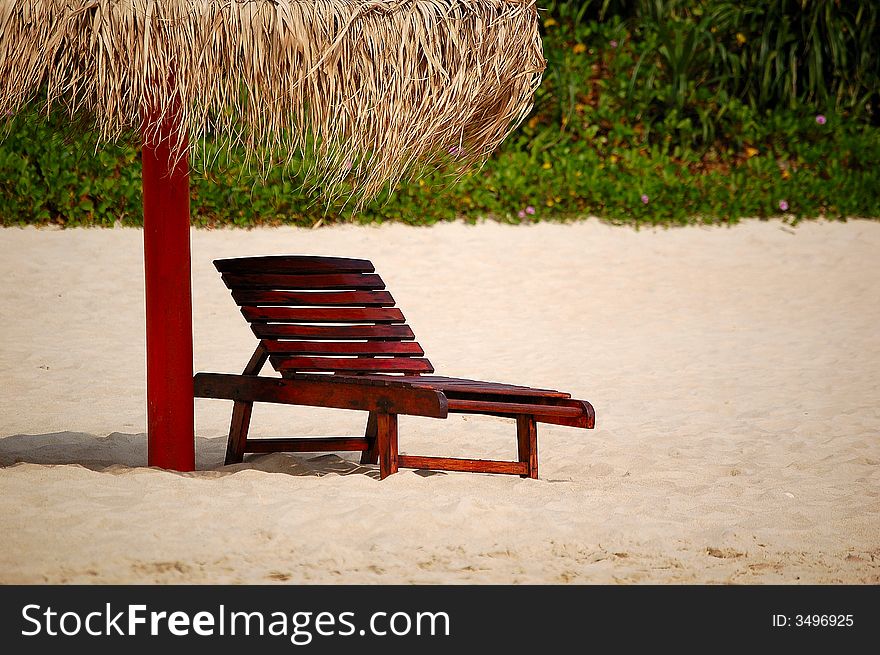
[141,107,195,471]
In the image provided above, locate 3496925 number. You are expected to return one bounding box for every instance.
[795,615,853,627]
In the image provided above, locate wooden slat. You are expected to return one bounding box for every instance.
[291,372,428,387]
[244,437,370,453]
[446,398,583,417]
[193,373,448,418]
[252,324,415,340]
[398,455,528,476]
[215,256,374,274]
[353,375,570,398]
[536,399,595,429]
[231,290,395,307]
[263,341,424,356]
[439,392,593,428]
[283,372,591,427]
[242,307,405,324]
[274,356,434,374]
[222,273,385,290]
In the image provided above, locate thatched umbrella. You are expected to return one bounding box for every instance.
[0,0,544,470]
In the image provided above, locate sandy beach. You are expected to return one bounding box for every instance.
[1,219,878,584]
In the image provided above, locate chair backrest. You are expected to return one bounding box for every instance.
[215,255,433,376]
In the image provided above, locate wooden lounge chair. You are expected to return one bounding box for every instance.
[194,256,595,479]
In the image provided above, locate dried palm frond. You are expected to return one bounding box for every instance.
[0,0,544,203]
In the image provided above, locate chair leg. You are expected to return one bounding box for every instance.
[223,344,268,465]
[376,413,399,480]
[516,415,538,479]
[360,411,379,465]
[224,400,253,465]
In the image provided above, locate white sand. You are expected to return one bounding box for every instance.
[1,219,878,584]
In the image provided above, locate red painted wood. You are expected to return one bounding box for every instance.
[532,399,595,429]
[242,307,405,323]
[226,399,253,465]
[273,356,434,374]
[377,413,399,479]
[360,411,379,465]
[200,255,596,478]
[241,343,270,375]
[291,372,430,387]
[224,344,269,465]
[252,324,415,340]
[398,455,528,476]
[446,398,582,417]
[215,256,374,274]
[232,290,395,307]
[244,437,370,453]
[142,103,194,472]
[439,391,592,427]
[193,372,449,418]
[263,340,424,356]
[516,415,538,479]
[355,375,570,398]
[222,272,385,290]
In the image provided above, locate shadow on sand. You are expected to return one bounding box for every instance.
[0,432,439,479]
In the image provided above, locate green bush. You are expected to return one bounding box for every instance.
[545,0,880,127]
[1,1,879,227]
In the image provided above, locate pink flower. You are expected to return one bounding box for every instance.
[815,114,826,125]
[610,40,618,48]
[517,210,526,219]
[779,200,789,212]
[342,159,353,171]
[640,194,649,204]
[448,145,465,158]
[525,206,536,215]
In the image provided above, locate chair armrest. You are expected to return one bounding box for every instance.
[193,372,448,419]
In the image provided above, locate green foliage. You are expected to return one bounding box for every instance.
[1,1,879,228]
[549,0,880,125]
[0,113,141,226]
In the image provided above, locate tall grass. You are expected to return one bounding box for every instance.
[715,0,880,116]
[544,0,880,145]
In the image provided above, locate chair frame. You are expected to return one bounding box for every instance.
[194,256,595,479]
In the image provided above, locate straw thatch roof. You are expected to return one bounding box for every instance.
[0,0,544,201]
